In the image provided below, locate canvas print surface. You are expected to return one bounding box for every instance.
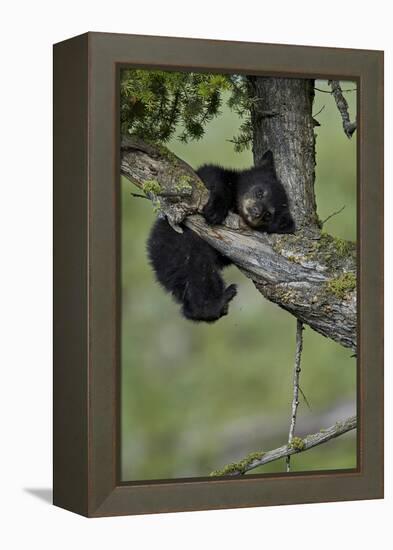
[119,70,357,482]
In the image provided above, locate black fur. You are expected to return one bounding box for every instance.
[147,150,294,322]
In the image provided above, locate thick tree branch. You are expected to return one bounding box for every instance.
[209,415,357,477]
[121,137,357,352]
[121,135,209,232]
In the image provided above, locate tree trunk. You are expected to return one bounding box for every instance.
[248,77,318,230]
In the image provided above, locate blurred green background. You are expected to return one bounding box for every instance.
[121,79,357,481]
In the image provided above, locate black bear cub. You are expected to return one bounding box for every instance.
[147,150,294,322]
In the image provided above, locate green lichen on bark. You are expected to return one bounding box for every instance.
[317,233,355,259]
[288,436,305,451]
[271,231,356,281]
[209,450,265,477]
[274,287,299,305]
[302,233,355,269]
[142,179,162,195]
[326,272,356,299]
[174,174,193,194]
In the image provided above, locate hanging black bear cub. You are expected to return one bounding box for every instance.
[147,150,295,322]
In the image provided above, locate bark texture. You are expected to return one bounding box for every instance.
[120,78,356,352]
[248,77,318,230]
[121,135,209,232]
[186,217,356,351]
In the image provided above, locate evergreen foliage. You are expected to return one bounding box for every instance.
[120,70,253,149]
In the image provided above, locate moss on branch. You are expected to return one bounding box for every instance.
[326,272,356,299]
[209,416,357,477]
[209,451,265,477]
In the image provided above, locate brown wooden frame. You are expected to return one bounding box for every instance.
[53,32,384,517]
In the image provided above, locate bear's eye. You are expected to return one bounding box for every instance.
[263,212,272,221]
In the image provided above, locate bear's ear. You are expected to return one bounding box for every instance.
[261,150,275,169]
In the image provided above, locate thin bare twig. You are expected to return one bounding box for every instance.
[313,105,326,118]
[328,80,357,138]
[131,192,150,200]
[299,386,311,410]
[314,87,357,94]
[209,415,357,477]
[321,205,346,227]
[286,320,304,472]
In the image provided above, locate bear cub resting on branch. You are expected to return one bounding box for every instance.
[147,150,295,322]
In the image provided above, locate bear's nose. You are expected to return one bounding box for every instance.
[249,206,261,217]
